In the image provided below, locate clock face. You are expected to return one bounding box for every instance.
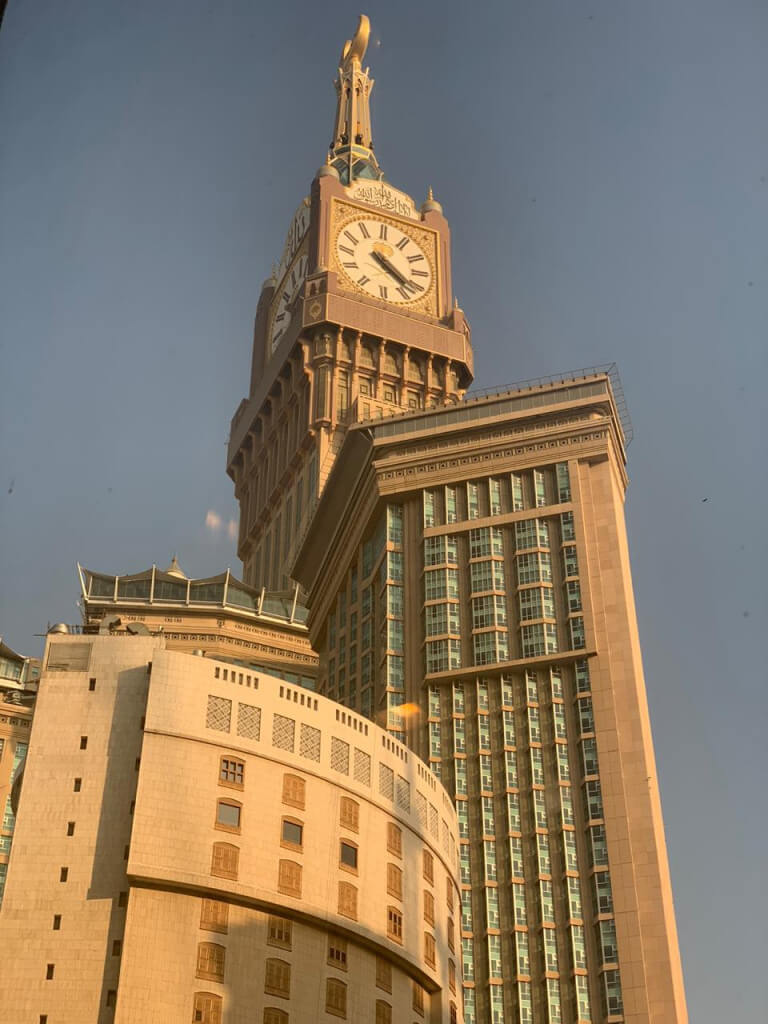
[269,249,308,354]
[334,217,434,305]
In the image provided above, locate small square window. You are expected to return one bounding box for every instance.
[79,736,88,750]
[340,841,358,871]
[66,822,75,837]
[88,678,96,691]
[73,778,82,792]
[281,819,303,848]
[219,757,245,788]
[59,867,68,883]
[328,934,348,970]
[52,914,61,930]
[46,964,55,980]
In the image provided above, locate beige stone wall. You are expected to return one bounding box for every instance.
[118,647,461,1022]
[0,635,156,1023]
[0,635,462,1023]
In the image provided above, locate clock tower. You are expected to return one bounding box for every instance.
[227,15,473,591]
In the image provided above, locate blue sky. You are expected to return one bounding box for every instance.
[1,1,766,1016]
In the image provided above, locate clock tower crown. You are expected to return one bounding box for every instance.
[328,15,382,186]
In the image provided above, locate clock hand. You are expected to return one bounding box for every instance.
[371,250,408,285]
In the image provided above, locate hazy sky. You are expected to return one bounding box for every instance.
[1,1,765,1016]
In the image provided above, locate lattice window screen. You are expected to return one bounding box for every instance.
[396,776,410,813]
[379,764,394,801]
[206,695,232,733]
[237,703,261,741]
[273,714,295,752]
[353,748,371,786]
[331,738,350,775]
[429,803,439,838]
[299,723,321,762]
[416,792,428,829]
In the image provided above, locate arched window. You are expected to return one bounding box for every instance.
[192,991,222,1024]
[282,773,305,809]
[263,1009,288,1024]
[196,942,225,982]
[325,977,347,1018]
[375,1000,392,1024]
[200,899,229,934]
[338,881,357,920]
[264,958,291,999]
[339,797,359,831]
[277,859,302,898]
[386,823,402,857]
[210,842,239,880]
[386,863,402,900]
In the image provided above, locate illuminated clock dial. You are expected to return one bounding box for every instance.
[334,218,433,305]
[269,251,308,353]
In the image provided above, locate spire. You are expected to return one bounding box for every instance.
[329,15,383,185]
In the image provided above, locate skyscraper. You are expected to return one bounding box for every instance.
[233,15,688,1024]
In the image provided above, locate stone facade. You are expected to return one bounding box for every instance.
[0,634,461,1023]
[292,374,688,1024]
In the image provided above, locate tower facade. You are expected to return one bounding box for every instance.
[292,375,688,1024]
[227,15,473,592]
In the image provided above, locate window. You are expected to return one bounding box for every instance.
[192,993,222,1024]
[89,678,96,691]
[196,942,225,982]
[264,958,291,999]
[53,914,61,930]
[59,867,68,882]
[422,849,434,884]
[338,881,357,920]
[324,977,347,1018]
[423,889,435,925]
[424,931,436,967]
[387,906,403,942]
[118,891,128,908]
[106,990,117,1008]
[281,818,303,849]
[46,963,55,980]
[79,736,88,750]
[66,821,75,836]
[340,841,358,871]
[215,799,241,832]
[375,1000,392,1024]
[386,862,402,899]
[448,958,456,993]
[282,774,305,809]
[412,980,425,1016]
[339,797,359,832]
[277,860,302,898]
[328,934,348,970]
[267,915,292,950]
[375,956,392,992]
[219,757,244,788]
[73,777,81,792]
[200,899,229,934]
[263,1010,288,1024]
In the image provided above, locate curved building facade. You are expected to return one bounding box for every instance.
[0,635,461,1024]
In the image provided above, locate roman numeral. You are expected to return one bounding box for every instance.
[339,244,355,256]
[343,229,359,245]
[396,285,410,300]
[379,285,388,299]
[411,269,429,278]
[357,274,371,286]
[283,291,291,303]
[395,236,409,250]
[343,261,358,269]
[407,254,425,263]
[358,222,370,238]
[379,224,388,240]
[400,280,420,294]
[275,313,285,322]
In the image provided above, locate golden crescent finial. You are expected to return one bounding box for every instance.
[340,14,370,68]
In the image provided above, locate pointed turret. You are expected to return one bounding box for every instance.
[328,15,383,185]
